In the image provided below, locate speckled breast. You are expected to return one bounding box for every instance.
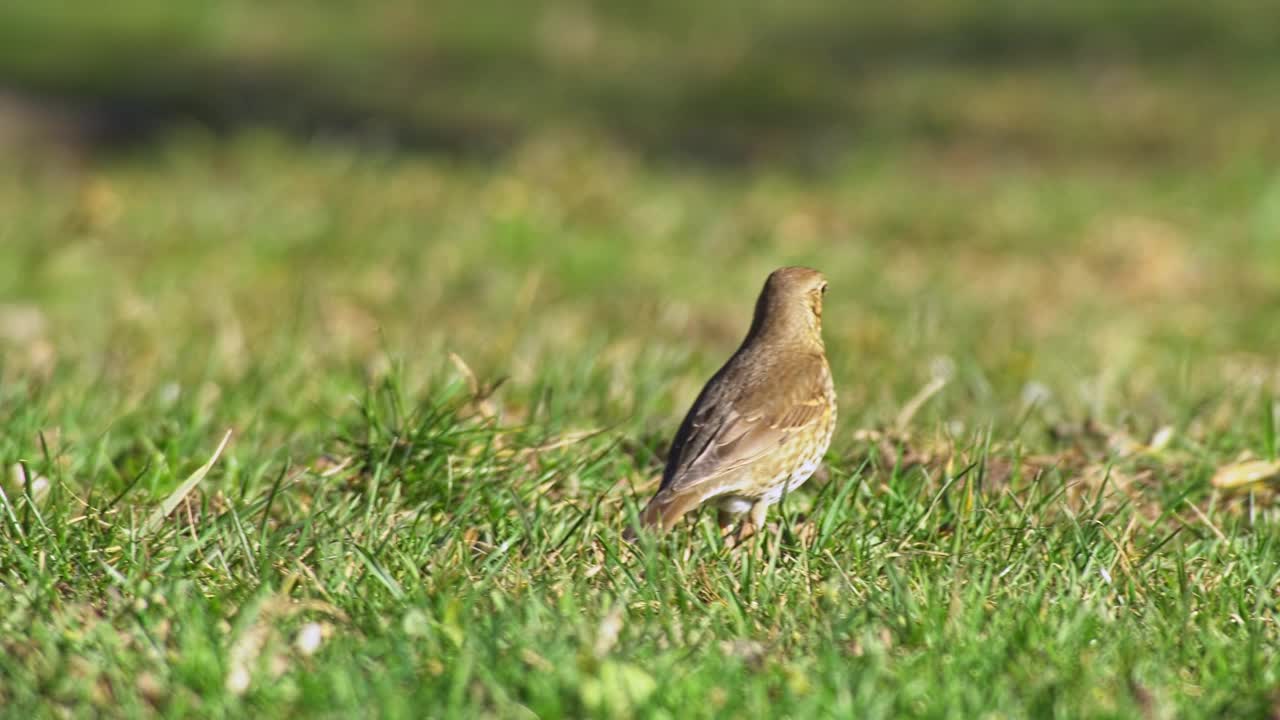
[773,368,836,503]
[743,363,837,509]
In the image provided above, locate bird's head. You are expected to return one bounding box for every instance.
[749,266,828,347]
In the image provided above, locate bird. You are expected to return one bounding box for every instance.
[631,266,837,542]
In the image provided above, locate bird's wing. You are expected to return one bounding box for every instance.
[662,354,828,495]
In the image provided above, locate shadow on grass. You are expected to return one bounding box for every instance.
[2,0,1278,164]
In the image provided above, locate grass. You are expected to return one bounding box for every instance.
[3,3,1280,718]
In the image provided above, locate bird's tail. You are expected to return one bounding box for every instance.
[623,490,699,541]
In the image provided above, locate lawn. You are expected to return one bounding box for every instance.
[2,2,1280,718]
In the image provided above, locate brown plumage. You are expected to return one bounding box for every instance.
[633,266,837,539]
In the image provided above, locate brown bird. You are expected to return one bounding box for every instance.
[633,266,837,541]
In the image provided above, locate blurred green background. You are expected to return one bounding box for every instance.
[4,0,1280,163]
[3,0,1280,436]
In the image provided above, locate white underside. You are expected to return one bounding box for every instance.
[710,453,824,517]
[715,496,755,515]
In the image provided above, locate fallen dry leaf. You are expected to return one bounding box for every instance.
[1211,459,1280,490]
[294,622,325,656]
[593,605,625,659]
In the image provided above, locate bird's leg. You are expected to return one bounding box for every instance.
[749,500,769,541]
[732,500,769,546]
[717,509,737,536]
[719,509,746,549]
[747,499,762,538]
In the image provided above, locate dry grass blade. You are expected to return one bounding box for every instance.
[449,351,482,396]
[895,377,948,432]
[515,428,607,459]
[144,430,233,533]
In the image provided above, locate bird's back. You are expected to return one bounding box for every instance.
[643,343,833,526]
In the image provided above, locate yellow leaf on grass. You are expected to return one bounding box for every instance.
[1210,459,1280,490]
